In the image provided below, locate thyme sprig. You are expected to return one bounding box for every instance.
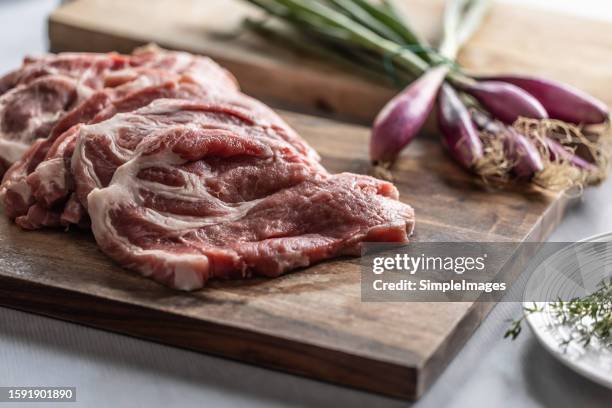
[504,302,542,340]
[506,277,612,350]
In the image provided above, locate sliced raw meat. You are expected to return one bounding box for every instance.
[0,47,236,97]
[0,47,237,175]
[0,75,81,172]
[1,76,211,227]
[71,98,323,209]
[54,98,414,290]
[0,49,415,291]
[0,53,129,170]
[129,44,238,91]
[0,52,129,96]
[4,91,319,229]
[83,120,413,290]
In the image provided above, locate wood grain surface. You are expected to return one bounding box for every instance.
[0,110,565,399]
[48,0,612,122]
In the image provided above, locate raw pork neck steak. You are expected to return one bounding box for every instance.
[76,99,415,290]
[0,45,236,176]
[1,73,215,229]
[0,48,415,291]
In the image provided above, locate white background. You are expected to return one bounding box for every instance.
[507,0,612,21]
[1,1,612,407]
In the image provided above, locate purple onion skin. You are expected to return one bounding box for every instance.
[472,111,544,178]
[546,139,597,171]
[504,128,544,178]
[483,75,609,125]
[370,66,448,163]
[437,84,483,169]
[464,81,548,124]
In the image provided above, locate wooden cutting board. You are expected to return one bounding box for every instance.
[0,0,606,400]
[48,0,612,122]
[0,111,565,399]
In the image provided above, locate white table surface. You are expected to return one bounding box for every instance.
[1,1,612,407]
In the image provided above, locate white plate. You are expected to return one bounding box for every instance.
[523,232,612,389]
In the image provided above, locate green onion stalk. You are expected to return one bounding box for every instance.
[240,0,610,192]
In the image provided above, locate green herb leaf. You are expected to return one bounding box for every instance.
[505,277,612,350]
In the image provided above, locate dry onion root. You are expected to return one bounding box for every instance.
[370,160,395,181]
[460,115,611,193]
[474,131,525,184]
[514,118,611,192]
[455,74,612,193]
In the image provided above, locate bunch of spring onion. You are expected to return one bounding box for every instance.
[240,0,610,191]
